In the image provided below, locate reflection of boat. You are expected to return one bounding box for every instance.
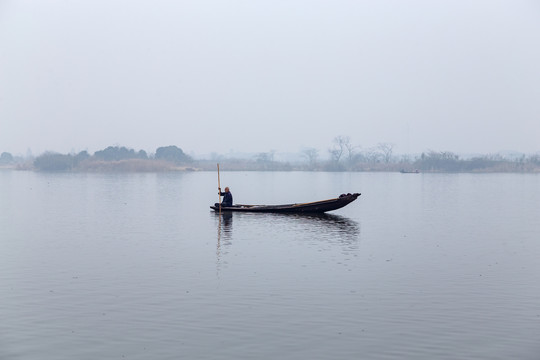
[259,212,360,245]
[215,211,360,244]
[213,211,361,265]
[210,193,360,214]
[279,213,360,235]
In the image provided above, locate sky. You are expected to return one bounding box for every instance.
[1,0,539,157]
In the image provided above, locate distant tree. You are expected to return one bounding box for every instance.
[415,150,460,171]
[399,154,412,163]
[377,143,394,163]
[255,150,276,170]
[462,156,497,171]
[344,140,358,166]
[138,150,148,159]
[361,148,382,163]
[301,148,319,169]
[34,152,73,171]
[0,152,14,164]
[329,136,349,164]
[94,146,137,161]
[530,153,540,165]
[73,151,90,166]
[155,145,192,164]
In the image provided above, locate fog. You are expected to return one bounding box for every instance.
[1,0,539,157]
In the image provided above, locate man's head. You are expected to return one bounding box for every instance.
[225,187,230,192]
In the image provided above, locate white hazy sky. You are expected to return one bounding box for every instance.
[1,0,539,157]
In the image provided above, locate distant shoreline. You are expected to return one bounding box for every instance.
[2,145,539,173]
[3,160,539,174]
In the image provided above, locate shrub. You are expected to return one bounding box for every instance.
[0,152,14,164]
[94,146,138,161]
[155,145,192,164]
[34,152,73,171]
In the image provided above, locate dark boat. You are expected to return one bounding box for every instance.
[400,169,419,173]
[210,193,361,214]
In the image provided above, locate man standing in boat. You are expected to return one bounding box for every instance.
[217,187,233,207]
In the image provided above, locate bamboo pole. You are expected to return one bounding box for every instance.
[217,163,221,213]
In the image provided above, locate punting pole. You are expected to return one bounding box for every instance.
[217,163,221,213]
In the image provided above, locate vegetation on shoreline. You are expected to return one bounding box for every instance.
[2,146,194,172]
[194,150,540,173]
[1,140,539,173]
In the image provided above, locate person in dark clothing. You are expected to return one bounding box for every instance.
[217,186,233,207]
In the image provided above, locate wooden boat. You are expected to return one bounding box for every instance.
[210,193,360,214]
[400,169,419,173]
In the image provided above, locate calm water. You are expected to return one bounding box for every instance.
[1,170,539,359]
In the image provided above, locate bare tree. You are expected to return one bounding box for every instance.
[377,143,394,163]
[329,136,350,163]
[363,147,382,163]
[255,150,276,170]
[345,140,358,165]
[301,148,319,169]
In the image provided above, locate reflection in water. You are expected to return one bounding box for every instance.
[268,212,361,248]
[220,211,233,231]
[214,211,360,276]
[215,212,233,273]
[214,211,360,249]
[215,211,233,241]
[282,212,360,240]
[7,172,538,359]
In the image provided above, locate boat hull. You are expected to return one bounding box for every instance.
[210,193,360,214]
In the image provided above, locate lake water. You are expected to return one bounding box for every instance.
[1,170,539,359]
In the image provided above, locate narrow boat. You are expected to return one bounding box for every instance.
[210,193,360,214]
[400,169,419,173]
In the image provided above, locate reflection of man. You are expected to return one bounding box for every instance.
[222,211,233,232]
[218,187,233,207]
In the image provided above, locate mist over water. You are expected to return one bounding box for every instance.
[1,170,539,359]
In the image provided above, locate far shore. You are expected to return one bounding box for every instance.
[3,144,540,174]
[2,158,540,173]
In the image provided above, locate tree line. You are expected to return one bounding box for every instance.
[27,145,192,171]
[310,136,540,172]
[207,136,540,173]
[2,137,540,172]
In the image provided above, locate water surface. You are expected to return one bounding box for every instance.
[1,171,539,359]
